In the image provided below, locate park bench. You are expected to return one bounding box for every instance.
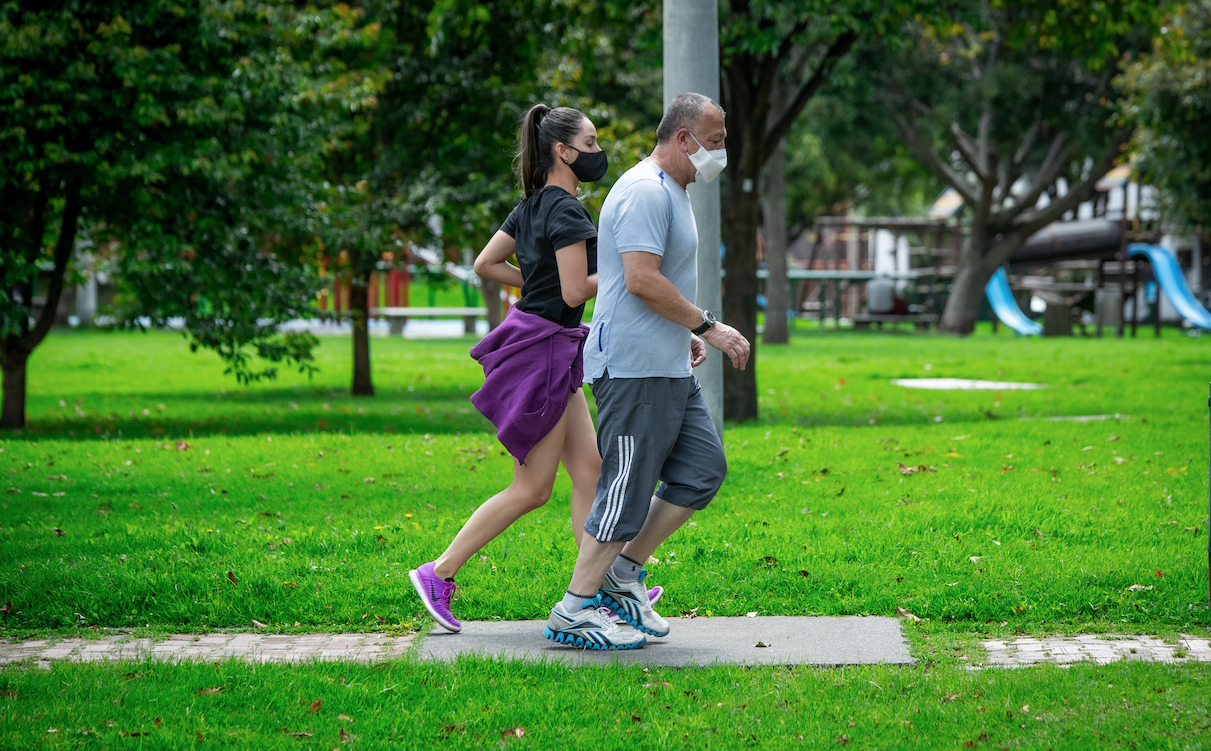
[370,306,488,335]
[851,313,939,331]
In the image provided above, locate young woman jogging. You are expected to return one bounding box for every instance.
[408,104,659,636]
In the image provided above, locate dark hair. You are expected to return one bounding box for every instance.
[517,104,588,197]
[656,92,724,145]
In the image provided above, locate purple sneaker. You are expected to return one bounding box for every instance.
[647,586,663,607]
[409,561,461,632]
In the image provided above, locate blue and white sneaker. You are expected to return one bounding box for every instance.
[599,569,670,637]
[543,596,646,650]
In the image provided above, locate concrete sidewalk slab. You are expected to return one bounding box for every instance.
[419,616,914,667]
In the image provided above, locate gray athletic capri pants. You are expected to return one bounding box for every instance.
[584,371,726,542]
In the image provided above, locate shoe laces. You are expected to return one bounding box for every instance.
[592,607,621,634]
[438,579,458,603]
[580,595,618,633]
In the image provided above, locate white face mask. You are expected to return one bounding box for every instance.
[687,132,727,183]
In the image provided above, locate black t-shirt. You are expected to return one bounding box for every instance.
[500,186,598,328]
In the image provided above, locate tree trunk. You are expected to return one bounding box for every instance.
[482,278,502,330]
[762,136,790,344]
[350,271,374,396]
[0,182,80,429]
[938,240,999,334]
[0,350,28,430]
[721,176,761,422]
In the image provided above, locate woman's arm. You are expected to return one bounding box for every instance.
[555,240,597,307]
[473,231,525,288]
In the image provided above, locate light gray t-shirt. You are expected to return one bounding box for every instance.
[584,160,698,380]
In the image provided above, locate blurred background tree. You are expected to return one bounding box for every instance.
[878,0,1171,334]
[1121,0,1211,229]
[1,0,374,428]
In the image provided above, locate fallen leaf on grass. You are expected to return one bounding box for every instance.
[154,717,161,726]
[195,731,205,741]
[760,556,778,566]
[836,734,849,745]
[195,686,225,696]
[680,608,698,618]
[501,726,525,739]
[644,681,673,689]
[0,690,18,700]
[897,462,936,476]
[0,601,11,614]
[226,571,238,586]
[54,528,65,537]
[119,731,148,737]
[1156,570,1165,578]
[746,611,758,618]
[175,441,191,451]
[251,619,269,629]
[969,556,982,563]
[340,727,351,742]
[896,606,921,623]
[337,714,353,722]
[1126,584,1154,592]
[631,714,642,723]
[308,699,322,714]
[374,614,387,624]
[942,693,961,702]
[798,570,810,578]
[282,581,298,588]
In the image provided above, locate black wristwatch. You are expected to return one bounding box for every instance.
[691,309,717,336]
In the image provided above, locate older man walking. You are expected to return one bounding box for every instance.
[543,92,751,650]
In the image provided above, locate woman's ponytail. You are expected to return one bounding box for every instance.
[518,104,551,197]
[515,103,588,198]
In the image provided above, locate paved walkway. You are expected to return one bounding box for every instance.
[419,616,913,667]
[1,628,1208,669]
[0,633,415,668]
[982,634,1211,667]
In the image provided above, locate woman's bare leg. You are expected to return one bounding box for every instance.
[432,409,569,580]
[559,388,601,549]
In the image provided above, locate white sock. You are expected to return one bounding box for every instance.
[560,590,595,613]
[611,555,642,582]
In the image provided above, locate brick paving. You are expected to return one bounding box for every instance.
[0,632,415,669]
[2,630,1209,668]
[981,634,1211,667]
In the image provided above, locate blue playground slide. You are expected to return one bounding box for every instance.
[1127,244,1211,330]
[985,268,1043,335]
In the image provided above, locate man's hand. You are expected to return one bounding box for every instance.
[689,334,707,368]
[701,323,750,370]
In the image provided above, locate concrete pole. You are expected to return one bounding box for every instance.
[665,0,723,436]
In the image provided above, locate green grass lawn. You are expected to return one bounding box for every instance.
[3,324,1211,748]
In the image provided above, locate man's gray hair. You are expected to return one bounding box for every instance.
[655,92,725,144]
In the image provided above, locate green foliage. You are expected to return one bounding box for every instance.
[1121,0,1211,227]
[0,0,386,387]
[784,63,941,228]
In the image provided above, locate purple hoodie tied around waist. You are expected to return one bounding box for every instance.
[469,307,589,464]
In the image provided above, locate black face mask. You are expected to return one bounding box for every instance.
[565,146,608,183]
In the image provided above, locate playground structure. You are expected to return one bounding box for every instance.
[774,167,1210,336]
